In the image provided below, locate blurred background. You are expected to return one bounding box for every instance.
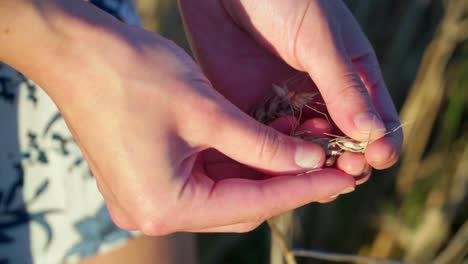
[135,1,467,263]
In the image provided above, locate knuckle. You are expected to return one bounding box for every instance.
[353,52,387,94]
[199,100,225,128]
[138,214,171,236]
[328,72,370,108]
[113,221,134,231]
[255,124,284,167]
[107,207,137,231]
[133,202,174,236]
[193,96,223,117]
[183,97,226,143]
[111,220,135,231]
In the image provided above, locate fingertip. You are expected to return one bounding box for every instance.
[365,136,400,169]
[269,117,334,171]
[336,152,367,176]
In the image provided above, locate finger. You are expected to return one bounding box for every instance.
[203,117,309,181]
[336,152,367,177]
[318,196,339,203]
[192,97,326,175]
[327,1,403,169]
[205,162,265,181]
[365,135,401,170]
[295,118,331,137]
[296,2,386,142]
[336,152,372,185]
[355,165,372,185]
[187,222,262,233]
[176,168,355,231]
[352,55,403,169]
[299,119,372,184]
[269,115,298,135]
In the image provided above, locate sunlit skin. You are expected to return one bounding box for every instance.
[181,0,403,171]
[0,0,401,235]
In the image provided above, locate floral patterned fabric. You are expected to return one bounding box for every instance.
[0,1,140,263]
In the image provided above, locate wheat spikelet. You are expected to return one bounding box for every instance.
[250,84,317,125]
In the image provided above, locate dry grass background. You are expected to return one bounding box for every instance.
[135,1,468,263]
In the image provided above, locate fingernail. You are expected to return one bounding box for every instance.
[328,187,354,199]
[362,163,372,175]
[353,112,386,135]
[371,141,398,164]
[340,187,355,194]
[326,187,354,201]
[318,196,338,203]
[295,143,323,169]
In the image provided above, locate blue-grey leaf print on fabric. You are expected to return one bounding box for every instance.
[0,76,16,104]
[28,180,49,204]
[0,209,59,238]
[0,162,60,249]
[0,67,37,105]
[51,133,71,156]
[4,164,23,210]
[23,132,49,165]
[25,80,38,106]
[29,209,60,250]
[43,112,62,138]
[64,205,131,260]
[40,111,92,178]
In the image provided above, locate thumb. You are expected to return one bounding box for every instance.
[296,7,387,142]
[204,99,325,174]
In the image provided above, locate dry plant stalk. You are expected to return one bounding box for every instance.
[268,212,408,264]
[397,0,468,194]
[366,0,468,262]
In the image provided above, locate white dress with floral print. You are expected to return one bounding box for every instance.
[0,1,141,263]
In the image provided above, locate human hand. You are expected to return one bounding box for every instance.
[6,1,356,234]
[180,0,403,177]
